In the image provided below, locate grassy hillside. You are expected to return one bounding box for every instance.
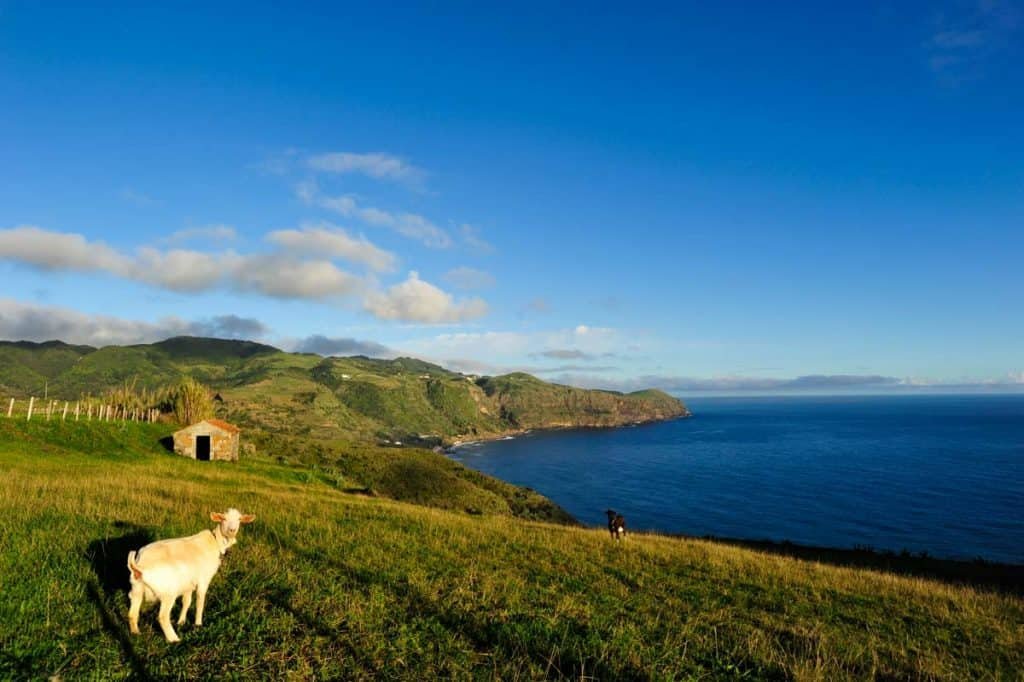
[0,337,689,445]
[2,420,1022,679]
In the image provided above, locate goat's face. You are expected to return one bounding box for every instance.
[211,508,256,539]
[605,509,617,522]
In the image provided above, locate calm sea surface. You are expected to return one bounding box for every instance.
[450,395,1024,564]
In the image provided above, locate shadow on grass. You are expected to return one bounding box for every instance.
[340,486,376,496]
[0,651,49,681]
[84,522,156,681]
[690,534,1024,595]
[273,537,655,680]
[262,583,370,670]
[158,436,174,453]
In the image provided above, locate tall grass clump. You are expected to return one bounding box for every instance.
[172,377,214,424]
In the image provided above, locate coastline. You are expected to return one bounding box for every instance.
[444,395,1024,568]
[446,411,692,450]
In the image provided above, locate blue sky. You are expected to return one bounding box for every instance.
[0,2,1022,393]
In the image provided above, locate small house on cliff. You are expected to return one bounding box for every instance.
[172,419,241,462]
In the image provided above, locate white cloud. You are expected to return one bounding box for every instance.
[307,190,452,248]
[0,298,269,346]
[267,222,397,272]
[0,225,361,301]
[306,151,425,187]
[164,224,238,244]
[521,297,550,315]
[119,188,161,207]
[364,271,487,323]
[539,373,906,393]
[412,331,534,356]
[443,266,495,290]
[431,357,616,376]
[134,247,228,292]
[0,225,131,274]
[460,223,495,254]
[400,326,627,365]
[232,256,362,299]
[531,349,596,360]
[0,226,488,323]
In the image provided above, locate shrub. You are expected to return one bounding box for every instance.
[172,377,214,424]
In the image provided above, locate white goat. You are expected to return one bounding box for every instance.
[127,509,255,642]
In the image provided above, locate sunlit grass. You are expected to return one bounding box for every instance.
[1,420,1021,679]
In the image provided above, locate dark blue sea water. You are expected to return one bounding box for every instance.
[450,395,1024,564]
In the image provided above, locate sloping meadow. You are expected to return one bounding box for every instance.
[1,421,1022,680]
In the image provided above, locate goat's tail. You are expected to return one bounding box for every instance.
[127,551,142,581]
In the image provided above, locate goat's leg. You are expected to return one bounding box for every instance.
[177,590,193,626]
[194,585,207,627]
[157,598,180,643]
[127,583,144,635]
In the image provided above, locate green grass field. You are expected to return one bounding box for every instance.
[1,419,1022,680]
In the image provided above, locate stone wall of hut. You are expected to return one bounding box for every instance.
[172,423,239,461]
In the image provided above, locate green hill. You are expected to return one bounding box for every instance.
[0,336,689,445]
[1,419,1021,679]
[0,335,686,525]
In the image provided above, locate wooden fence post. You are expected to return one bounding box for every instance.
[75,402,80,421]
[6,398,12,418]
[27,397,34,421]
[46,401,52,421]
[62,402,69,421]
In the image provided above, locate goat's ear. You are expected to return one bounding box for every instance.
[210,512,226,522]
[240,514,256,524]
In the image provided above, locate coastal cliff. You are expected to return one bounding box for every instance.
[470,372,688,438]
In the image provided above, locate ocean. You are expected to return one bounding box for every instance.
[449,394,1024,564]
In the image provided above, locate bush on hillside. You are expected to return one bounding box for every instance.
[172,377,214,424]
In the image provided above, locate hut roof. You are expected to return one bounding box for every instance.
[204,418,241,433]
[174,418,241,435]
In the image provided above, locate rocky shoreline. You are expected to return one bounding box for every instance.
[446,410,692,450]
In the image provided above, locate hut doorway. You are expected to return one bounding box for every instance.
[196,435,211,461]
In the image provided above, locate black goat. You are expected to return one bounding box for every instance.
[606,509,626,541]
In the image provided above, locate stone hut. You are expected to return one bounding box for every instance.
[172,418,241,462]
